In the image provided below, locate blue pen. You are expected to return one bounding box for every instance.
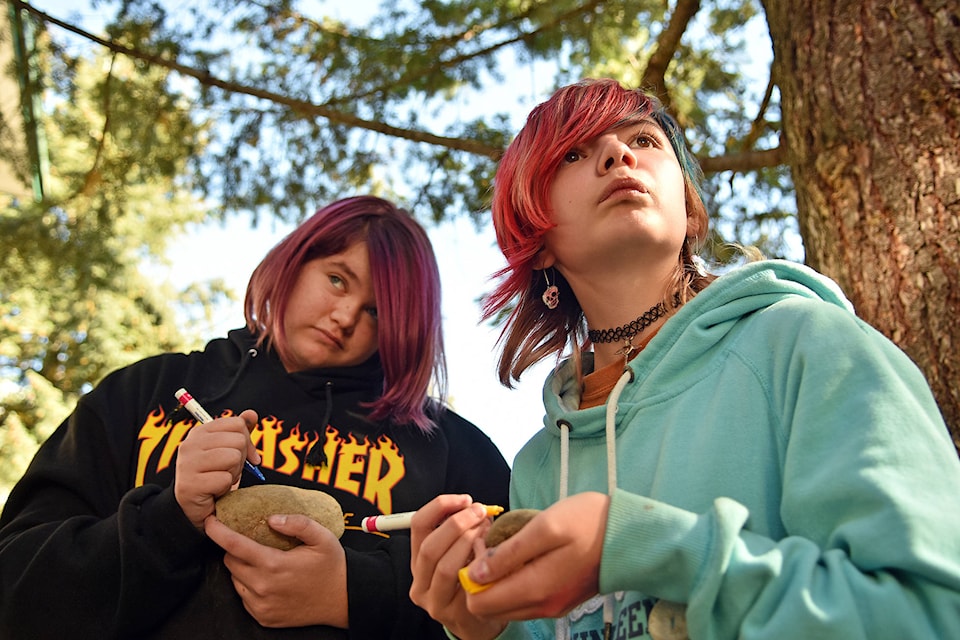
[174,388,266,481]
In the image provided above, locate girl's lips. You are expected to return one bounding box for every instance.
[313,326,343,350]
[599,177,648,203]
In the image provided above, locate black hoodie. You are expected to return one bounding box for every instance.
[0,328,510,639]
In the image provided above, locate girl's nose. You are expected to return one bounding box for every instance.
[598,135,637,173]
[330,300,361,333]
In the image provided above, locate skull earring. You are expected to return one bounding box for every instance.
[541,270,559,310]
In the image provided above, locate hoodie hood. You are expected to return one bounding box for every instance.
[214,327,384,400]
[205,328,386,465]
[544,260,854,439]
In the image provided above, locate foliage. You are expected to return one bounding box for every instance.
[26,0,793,255]
[0,46,227,495]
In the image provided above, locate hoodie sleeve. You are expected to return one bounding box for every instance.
[439,409,512,507]
[0,381,211,637]
[345,410,510,639]
[344,536,450,639]
[599,301,960,638]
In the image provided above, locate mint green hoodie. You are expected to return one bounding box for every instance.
[503,260,960,639]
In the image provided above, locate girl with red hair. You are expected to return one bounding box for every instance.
[409,80,960,640]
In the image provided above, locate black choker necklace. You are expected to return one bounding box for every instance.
[588,301,667,345]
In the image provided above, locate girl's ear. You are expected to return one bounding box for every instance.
[533,245,556,270]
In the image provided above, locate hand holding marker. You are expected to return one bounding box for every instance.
[174,388,266,482]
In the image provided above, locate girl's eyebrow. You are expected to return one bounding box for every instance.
[601,116,666,139]
[609,115,655,129]
[630,117,666,133]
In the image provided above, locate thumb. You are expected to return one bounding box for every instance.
[267,514,337,547]
[239,408,259,428]
[467,520,539,587]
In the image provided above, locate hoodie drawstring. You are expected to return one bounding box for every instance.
[559,421,571,501]
[556,420,571,640]
[168,347,259,424]
[305,381,334,466]
[208,347,259,403]
[556,367,633,640]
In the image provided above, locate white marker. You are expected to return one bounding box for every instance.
[174,387,266,482]
[361,504,504,533]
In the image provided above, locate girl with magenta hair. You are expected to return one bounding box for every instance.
[0,196,509,639]
[409,79,960,639]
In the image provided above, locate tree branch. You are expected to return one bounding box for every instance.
[641,0,701,106]
[742,73,776,152]
[14,0,505,159]
[698,145,784,173]
[14,0,783,174]
[79,53,114,199]
[324,0,609,106]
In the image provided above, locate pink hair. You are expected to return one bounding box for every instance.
[245,196,446,431]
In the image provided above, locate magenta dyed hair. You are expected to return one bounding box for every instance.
[245,196,446,432]
[483,79,711,385]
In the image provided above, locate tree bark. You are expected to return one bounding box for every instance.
[762,0,960,451]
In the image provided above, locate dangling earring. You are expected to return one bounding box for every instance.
[541,269,560,310]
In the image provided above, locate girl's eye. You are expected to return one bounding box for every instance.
[562,150,583,164]
[365,307,379,320]
[329,274,345,290]
[634,132,656,148]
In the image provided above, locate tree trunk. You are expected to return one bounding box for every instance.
[762,0,960,452]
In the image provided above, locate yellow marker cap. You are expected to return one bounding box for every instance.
[484,504,505,517]
[458,566,494,594]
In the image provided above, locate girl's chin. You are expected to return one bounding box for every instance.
[282,346,334,372]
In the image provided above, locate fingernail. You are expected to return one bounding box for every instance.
[471,556,491,582]
[270,514,287,526]
[458,566,492,594]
